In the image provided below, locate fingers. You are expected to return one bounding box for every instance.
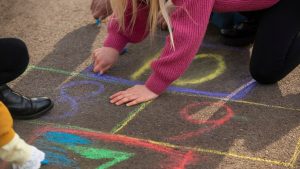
[110,91,133,105]
[110,85,158,106]
[93,58,99,71]
[110,92,145,106]
[91,0,102,19]
[92,48,109,73]
[110,90,150,106]
[116,95,139,106]
[92,10,102,20]
[101,65,111,74]
[90,0,95,10]
[126,97,147,106]
[91,0,112,19]
[93,61,110,74]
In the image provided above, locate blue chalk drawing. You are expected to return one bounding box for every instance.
[35,132,93,168]
[44,151,79,168]
[36,131,134,169]
[44,132,91,145]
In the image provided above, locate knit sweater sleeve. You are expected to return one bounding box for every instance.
[145,0,279,94]
[145,0,215,94]
[103,2,150,52]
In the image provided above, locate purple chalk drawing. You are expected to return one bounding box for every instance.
[232,80,257,100]
[46,80,105,119]
[83,65,256,99]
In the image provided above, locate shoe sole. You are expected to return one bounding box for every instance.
[12,101,54,120]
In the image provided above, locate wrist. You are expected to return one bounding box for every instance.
[145,73,171,95]
[104,33,128,53]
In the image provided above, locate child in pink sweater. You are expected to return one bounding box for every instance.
[92,0,299,106]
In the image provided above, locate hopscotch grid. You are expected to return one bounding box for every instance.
[289,138,300,167]
[110,101,152,134]
[25,65,300,167]
[28,65,300,112]
[173,92,300,112]
[25,121,296,168]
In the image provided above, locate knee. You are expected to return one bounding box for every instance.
[250,66,281,84]
[5,38,29,72]
[8,38,29,61]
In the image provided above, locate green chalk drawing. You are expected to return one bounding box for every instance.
[67,145,134,169]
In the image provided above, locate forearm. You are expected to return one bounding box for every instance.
[213,0,279,12]
[104,1,150,52]
[146,0,215,94]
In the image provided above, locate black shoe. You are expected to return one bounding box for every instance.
[220,20,258,46]
[0,85,54,120]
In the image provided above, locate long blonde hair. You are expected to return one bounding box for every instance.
[110,0,175,49]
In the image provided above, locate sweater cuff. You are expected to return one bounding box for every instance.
[145,73,171,95]
[103,33,128,52]
[0,128,15,147]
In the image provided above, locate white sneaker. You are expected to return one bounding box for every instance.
[12,146,45,169]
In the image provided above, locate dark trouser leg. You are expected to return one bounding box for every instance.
[0,38,53,119]
[0,38,29,85]
[250,0,300,84]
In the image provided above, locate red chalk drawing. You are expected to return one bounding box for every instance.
[169,102,234,141]
[33,127,198,169]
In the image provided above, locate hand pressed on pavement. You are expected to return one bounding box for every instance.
[110,85,158,106]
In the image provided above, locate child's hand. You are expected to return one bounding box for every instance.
[92,47,119,74]
[90,0,112,20]
[110,85,158,106]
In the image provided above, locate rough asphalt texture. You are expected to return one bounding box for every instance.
[0,0,299,169]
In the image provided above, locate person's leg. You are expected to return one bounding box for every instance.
[0,38,29,84]
[0,102,45,169]
[0,38,54,119]
[250,0,300,84]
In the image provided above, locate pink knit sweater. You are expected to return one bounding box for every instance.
[104,0,279,94]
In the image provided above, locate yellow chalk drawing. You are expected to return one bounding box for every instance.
[131,51,161,80]
[174,54,226,85]
[110,101,152,134]
[131,52,226,86]
[289,138,300,168]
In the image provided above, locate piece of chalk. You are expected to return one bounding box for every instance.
[41,159,49,165]
[120,48,128,55]
[96,19,101,26]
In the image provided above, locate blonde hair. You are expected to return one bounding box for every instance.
[110,0,175,49]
